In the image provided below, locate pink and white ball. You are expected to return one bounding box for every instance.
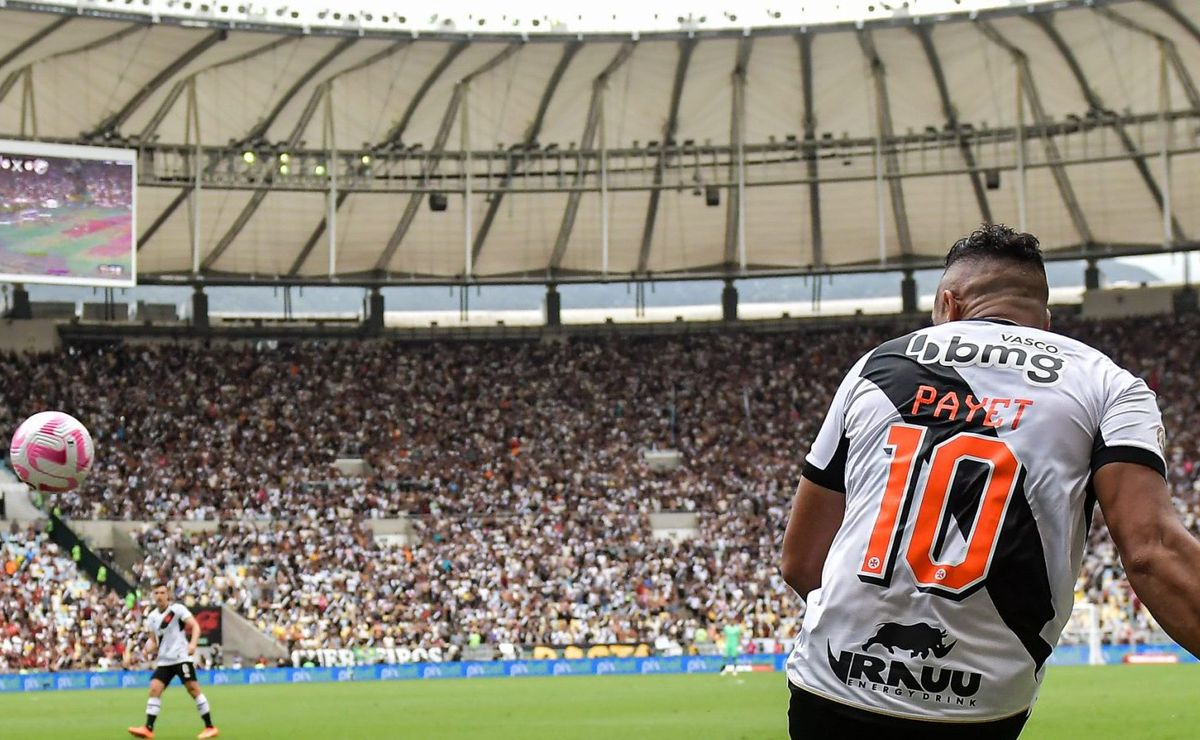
[9,411,94,493]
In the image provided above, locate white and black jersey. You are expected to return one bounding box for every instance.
[787,318,1166,722]
[146,603,195,667]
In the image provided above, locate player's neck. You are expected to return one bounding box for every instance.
[958,299,1045,329]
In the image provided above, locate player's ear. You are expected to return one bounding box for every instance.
[935,289,961,323]
[1043,307,1051,331]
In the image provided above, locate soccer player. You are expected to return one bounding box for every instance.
[722,621,743,664]
[127,582,219,739]
[781,225,1200,739]
[719,620,744,675]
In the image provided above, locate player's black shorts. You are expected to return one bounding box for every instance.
[151,661,198,686]
[789,682,1028,740]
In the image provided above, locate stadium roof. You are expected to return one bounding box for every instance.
[0,0,1198,285]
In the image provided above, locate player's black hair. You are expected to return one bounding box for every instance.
[945,223,1044,271]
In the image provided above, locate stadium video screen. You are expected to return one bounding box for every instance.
[0,139,135,287]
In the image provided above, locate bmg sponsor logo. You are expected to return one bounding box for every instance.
[906,333,1065,386]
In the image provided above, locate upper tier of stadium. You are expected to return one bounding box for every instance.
[0,0,1198,284]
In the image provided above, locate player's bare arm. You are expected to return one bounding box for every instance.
[184,616,201,659]
[1095,461,1200,657]
[143,633,157,670]
[780,477,845,598]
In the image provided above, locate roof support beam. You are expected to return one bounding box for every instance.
[200,189,269,271]
[139,38,294,144]
[470,42,581,269]
[1096,6,1200,110]
[857,29,913,259]
[0,24,143,107]
[207,40,411,275]
[637,38,697,275]
[288,191,349,275]
[797,33,823,267]
[276,41,410,276]
[913,25,993,224]
[0,16,71,75]
[285,42,466,276]
[137,187,190,251]
[373,44,523,275]
[1029,14,1185,241]
[548,43,636,274]
[1149,0,1200,47]
[239,36,357,146]
[88,30,225,139]
[723,35,754,269]
[380,41,470,149]
[976,20,1093,244]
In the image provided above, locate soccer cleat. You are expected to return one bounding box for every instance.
[197,728,220,739]
[127,727,155,739]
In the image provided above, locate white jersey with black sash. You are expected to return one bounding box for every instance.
[786,318,1166,722]
[147,603,195,667]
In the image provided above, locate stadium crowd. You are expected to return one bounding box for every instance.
[0,525,146,672]
[0,313,1195,669]
[132,506,794,658]
[0,159,131,213]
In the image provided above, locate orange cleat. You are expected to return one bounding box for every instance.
[127,727,154,739]
[197,728,220,739]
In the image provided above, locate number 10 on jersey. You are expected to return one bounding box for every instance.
[858,422,1022,599]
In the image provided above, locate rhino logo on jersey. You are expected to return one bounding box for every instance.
[862,622,957,659]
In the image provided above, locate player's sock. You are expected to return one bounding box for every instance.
[195,693,213,727]
[146,697,161,730]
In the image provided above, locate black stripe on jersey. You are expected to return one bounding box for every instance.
[861,333,1056,673]
[802,433,850,493]
[1085,431,1166,535]
[931,457,990,561]
[1091,439,1167,479]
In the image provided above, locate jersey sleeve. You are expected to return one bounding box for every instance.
[1091,370,1167,479]
[802,354,869,493]
[174,603,195,622]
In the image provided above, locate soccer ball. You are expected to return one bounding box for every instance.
[8,411,94,492]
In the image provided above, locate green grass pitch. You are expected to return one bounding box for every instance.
[0,665,1196,739]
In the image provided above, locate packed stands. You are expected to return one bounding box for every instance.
[1,313,1197,669]
[0,525,146,671]
[133,509,796,658]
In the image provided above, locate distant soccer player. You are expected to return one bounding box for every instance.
[127,582,219,739]
[722,621,743,663]
[781,225,1200,738]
